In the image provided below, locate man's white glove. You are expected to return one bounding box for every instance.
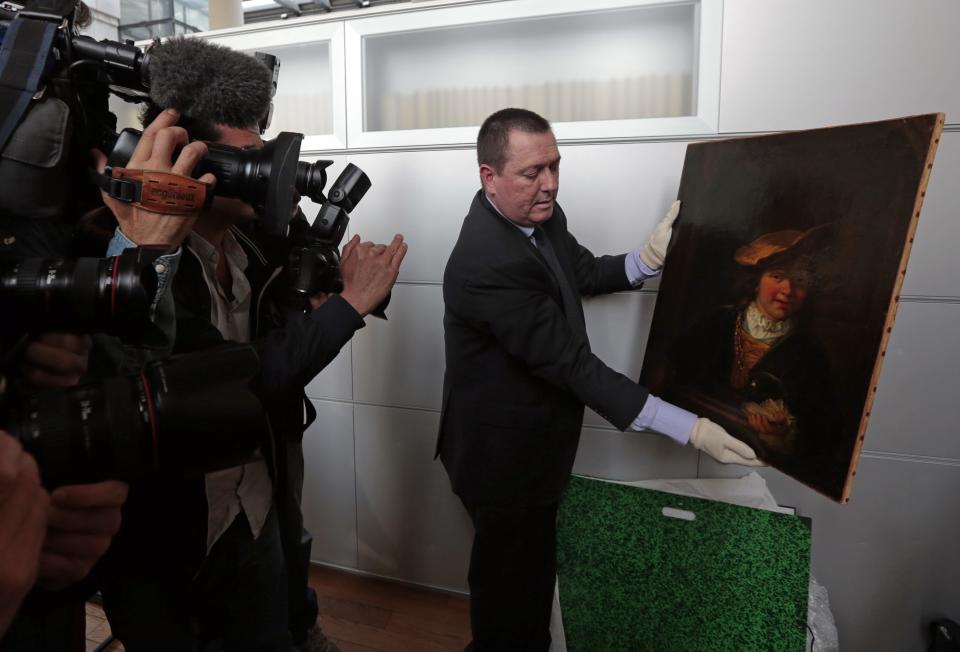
[689,418,764,466]
[638,200,681,270]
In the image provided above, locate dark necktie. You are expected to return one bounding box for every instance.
[532,226,586,338]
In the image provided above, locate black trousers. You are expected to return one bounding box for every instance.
[463,500,559,652]
[275,439,319,643]
[102,508,291,652]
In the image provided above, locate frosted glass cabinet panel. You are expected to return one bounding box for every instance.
[203,22,346,151]
[347,0,721,147]
[364,5,696,130]
[257,42,334,140]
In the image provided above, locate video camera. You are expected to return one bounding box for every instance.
[2,343,268,488]
[1,0,372,296]
[103,128,371,296]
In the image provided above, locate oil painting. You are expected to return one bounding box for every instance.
[640,114,943,501]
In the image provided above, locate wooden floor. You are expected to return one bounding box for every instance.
[85,565,470,652]
[311,565,470,652]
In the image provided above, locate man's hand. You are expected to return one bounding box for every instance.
[20,333,92,388]
[92,108,216,249]
[689,418,763,466]
[0,432,49,636]
[36,481,128,591]
[638,200,681,270]
[338,234,407,317]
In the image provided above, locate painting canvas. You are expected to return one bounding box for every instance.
[639,114,943,502]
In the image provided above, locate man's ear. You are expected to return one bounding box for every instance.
[479,163,497,195]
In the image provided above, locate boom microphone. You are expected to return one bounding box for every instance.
[0,12,272,131]
[145,37,273,131]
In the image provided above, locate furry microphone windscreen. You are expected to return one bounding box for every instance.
[147,37,273,129]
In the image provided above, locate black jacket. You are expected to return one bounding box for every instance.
[437,192,649,506]
[172,222,363,442]
[104,220,363,575]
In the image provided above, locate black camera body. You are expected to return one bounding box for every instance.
[104,128,336,237]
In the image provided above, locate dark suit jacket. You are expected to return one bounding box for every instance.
[437,191,650,506]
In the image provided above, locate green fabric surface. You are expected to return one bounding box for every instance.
[557,475,811,652]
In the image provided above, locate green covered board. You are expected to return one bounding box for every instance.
[557,476,811,652]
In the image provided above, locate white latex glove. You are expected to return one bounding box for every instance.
[689,418,764,466]
[638,200,681,270]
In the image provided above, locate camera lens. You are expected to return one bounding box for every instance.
[295,160,331,202]
[8,377,148,487]
[198,143,271,206]
[5,344,268,487]
[0,250,157,335]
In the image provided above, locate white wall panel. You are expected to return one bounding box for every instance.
[354,404,472,592]
[303,399,357,568]
[719,0,960,133]
[574,427,698,481]
[867,302,960,458]
[698,455,960,652]
[581,292,658,429]
[347,141,689,285]
[902,131,960,298]
[352,284,445,411]
[554,141,688,292]
[304,344,353,402]
[346,150,480,284]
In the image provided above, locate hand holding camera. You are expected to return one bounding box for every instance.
[20,333,92,389]
[92,108,216,249]
[38,480,128,591]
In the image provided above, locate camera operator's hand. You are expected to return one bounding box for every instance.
[93,108,216,249]
[36,480,128,591]
[20,333,92,388]
[0,432,49,636]
[338,234,408,317]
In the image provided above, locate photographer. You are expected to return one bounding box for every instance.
[0,5,214,649]
[97,38,405,652]
[0,110,209,652]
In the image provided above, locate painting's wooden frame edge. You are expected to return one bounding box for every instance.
[838,112,946,504]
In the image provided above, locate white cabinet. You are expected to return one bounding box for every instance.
[204,22,346,151]
[199,0,720,150]
[347,0,721,147]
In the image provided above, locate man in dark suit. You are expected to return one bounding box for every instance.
[438,108,761,652]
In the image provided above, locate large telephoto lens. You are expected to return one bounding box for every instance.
[0,248,158,336]
[5,344,268,487]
